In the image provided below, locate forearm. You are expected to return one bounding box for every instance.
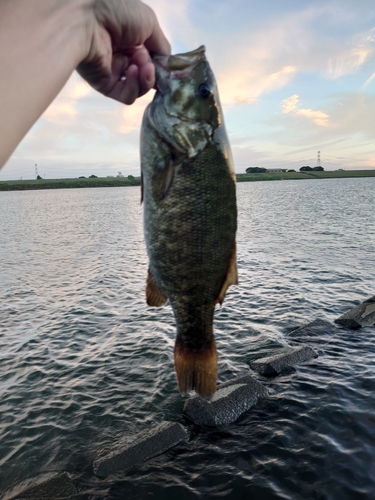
[0,0,92,168]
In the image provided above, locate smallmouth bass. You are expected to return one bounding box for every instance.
[141,46,237,398]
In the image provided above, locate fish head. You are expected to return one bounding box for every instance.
[150,46,222,158]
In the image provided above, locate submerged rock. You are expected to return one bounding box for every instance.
[287,318,334,342]
[335,296,375,329]
[93,421,188,478]
[183,374,268,427]
[250,345,318,376]
[7,472,76,499]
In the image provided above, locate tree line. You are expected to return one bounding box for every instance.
[245,166,324,173]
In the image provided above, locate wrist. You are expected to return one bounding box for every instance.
[49,0,97,67]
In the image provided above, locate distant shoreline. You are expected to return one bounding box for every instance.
[1,170,375,191]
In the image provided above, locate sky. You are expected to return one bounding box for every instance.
[1,0,375,180]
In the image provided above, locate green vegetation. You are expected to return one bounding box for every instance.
[1,170,375,191]
[245,167,267,173]
[299,166,324,171]
[236,170,375,182]
[0,176,141,191]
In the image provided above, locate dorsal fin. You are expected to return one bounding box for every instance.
[146,268,167,307]
[217,243,238,305]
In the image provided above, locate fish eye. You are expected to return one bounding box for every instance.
[198,83,211,99]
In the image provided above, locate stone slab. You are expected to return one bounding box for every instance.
[287,318,334,342]
[7,472,77,499]
[93,421,188,478]
[335,296,375,329]
[250,345,318,376]
[183,374,268,427]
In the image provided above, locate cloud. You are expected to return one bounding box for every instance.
[363,71,375,88]
[327,45,373,79]
[327,92,375,138]
[119,94,153,134]
[143,0,198,50]
[3,0,375,180]
[41,73,151,136]
[204,3,375,108]
[44,102,77,120]
[282,94,330,127]
[219,65,297,108]
[42,76,93,122]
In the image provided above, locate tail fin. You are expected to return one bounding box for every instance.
[174,337,218,398]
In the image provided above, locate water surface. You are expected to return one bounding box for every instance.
[1,178,375,499]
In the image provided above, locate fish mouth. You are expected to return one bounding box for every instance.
[153,45,206,72]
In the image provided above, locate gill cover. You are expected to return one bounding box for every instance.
[148,46,221,158]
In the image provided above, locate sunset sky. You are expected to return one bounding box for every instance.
[1,0,375,180]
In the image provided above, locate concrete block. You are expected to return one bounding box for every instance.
[7,472,76,499]
[287,319,334,342]
[93,421,188,478]
[250,345,318,376]
[335,296,375,329]
[183,374,268,427]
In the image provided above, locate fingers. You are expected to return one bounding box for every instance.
[79,0,171,104]
[138,60,155,96]
[105,46,155,104]
[130,46,155,94]
[110,64,140,104]
[106,59,155,104]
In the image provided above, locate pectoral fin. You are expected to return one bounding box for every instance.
[146,268,167,307]
[217,243,238,305]
[141,171,144,204]
[151,156,175,200]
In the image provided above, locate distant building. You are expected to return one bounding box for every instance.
[266,168,284,173]
[117,171,124,178]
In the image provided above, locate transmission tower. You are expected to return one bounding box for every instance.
[35,163,39,178]
[316,151,321,167]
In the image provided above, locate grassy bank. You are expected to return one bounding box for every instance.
[1,170,375,191]
[236,170,375,182]
[0,176,141,191]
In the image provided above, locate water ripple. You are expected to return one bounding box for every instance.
[1,181,375,499]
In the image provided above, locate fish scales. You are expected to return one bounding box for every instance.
[141,46,237,397]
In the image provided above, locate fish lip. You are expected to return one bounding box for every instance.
[153,45,207,72]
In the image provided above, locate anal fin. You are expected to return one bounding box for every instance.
[217,243,238,305]
[146,268,167,307]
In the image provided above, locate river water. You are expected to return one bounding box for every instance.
[1,178,375,499]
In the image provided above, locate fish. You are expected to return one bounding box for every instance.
[140,46,237,398]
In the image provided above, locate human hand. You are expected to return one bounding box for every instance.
[77,0,171,104]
